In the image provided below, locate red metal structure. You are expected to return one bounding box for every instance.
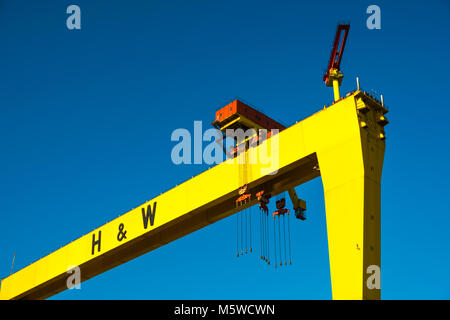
[273,198,289,218]
[212,99,286,157]
[212,99,285,132]
[323,24,350,86]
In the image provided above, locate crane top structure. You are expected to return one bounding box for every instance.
[323,24,350,101]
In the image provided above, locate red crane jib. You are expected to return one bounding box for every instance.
[323,24,350,84]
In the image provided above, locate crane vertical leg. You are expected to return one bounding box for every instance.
[317,109,384,300]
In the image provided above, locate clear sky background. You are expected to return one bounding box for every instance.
[0,0,449,300]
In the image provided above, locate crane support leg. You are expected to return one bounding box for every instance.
[318,115,384,299]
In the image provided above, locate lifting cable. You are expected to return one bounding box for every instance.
[261,208,267,263]
[273,213,277,268]
[237,188,296,267]
[240,211,244,255]
[278,211,282,266]
[288,211,292,265]
[263,210,266,262]
[244,208,247,254]
[236,212,239,257]
[272,192,291,267]
[249,206,252,253]
[283,192,287,265]
[259,208,263,260]
[283,214,287,265]
[266,211,270,264]
[257,190,271,265]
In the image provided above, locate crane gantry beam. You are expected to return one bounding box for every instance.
[0,89,387,300]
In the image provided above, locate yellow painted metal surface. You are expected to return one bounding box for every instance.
[332,79,341,101]
[0,90,387,300]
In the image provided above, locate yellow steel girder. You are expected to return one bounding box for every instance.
[0,90,387,300]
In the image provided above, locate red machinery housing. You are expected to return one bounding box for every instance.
[212,99,286,157]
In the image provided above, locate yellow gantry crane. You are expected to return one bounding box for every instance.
[0,24,388,300]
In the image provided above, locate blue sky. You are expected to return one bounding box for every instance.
[0,0,449,299]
